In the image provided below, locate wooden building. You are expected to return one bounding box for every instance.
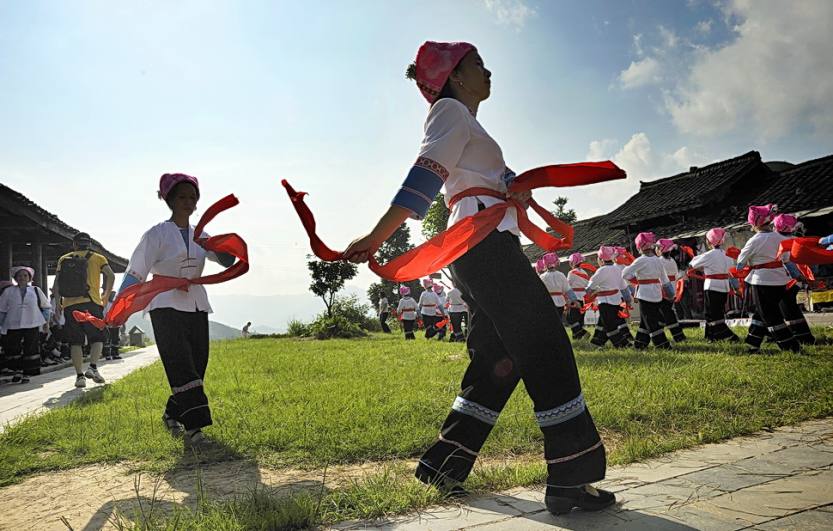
[0,183,127,290]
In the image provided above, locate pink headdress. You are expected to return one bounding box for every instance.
[158,173,200,201]
[706,227,726,246]
[421,278,434,289]
[10,266,35,283]
[598,246,616,262]
[773,213,798,233]
[656,239,677,254]
[412,41,476,103]
[568,252,584,268]
[398,286,411,296]
[747,204,777,227]
[433,284,444,294]
[634,232,656,251]
[535,258,546,273]
[543,252,559,268]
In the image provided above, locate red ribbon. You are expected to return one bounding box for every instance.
[778,237,833,265]
[283,162,625,282]
[73,194,249,330]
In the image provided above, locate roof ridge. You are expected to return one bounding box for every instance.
[639,150,761,189]
[778,153,833,173]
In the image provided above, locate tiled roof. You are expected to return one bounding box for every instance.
[748,154,833,213]
[603,151,763,226]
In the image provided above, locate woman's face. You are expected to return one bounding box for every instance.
[169,183,198,217]
[451,51,491,101]
[14,270,31,285]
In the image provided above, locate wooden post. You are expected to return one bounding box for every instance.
[41,248,49,292]
[0,235,11,280]
[32,242,44,288]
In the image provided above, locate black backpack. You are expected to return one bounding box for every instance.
[57,251,92,298]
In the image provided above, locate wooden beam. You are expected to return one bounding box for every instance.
[0,234,11,280]
[32,242,44,289]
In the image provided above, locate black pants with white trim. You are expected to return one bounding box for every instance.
[744,285,800,352]
[704,290,738,341]
[658,299,686,342]
[417,231,605,490]
[449,311,465,341]
[590,303,629,347]
[565,306,587,339]
[634,300,671,349]
[779,285,814,345]
[402,319,416,340]
[422,314,439,339]
[3,327,41,376]
[150,308,212,430]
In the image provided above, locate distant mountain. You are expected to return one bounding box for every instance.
[126,314,241,341]
[252,324,282,334]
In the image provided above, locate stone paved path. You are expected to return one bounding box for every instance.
[0,345,159,433]
[333,418,833,530]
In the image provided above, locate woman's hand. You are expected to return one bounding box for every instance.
[343,233,381,264]
[507,189,532,206]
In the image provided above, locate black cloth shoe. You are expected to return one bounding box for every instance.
[545,485,615,515]
[415,461,468,498]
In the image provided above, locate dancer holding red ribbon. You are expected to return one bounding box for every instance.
[328,41,619,514]
[655,239,687,343]
[109,174,247,446]
[738,205,800,353]
[565,253,590,340]
[586,246,632,348]
[395,286,418,340]
[689,228,741,343]
[621,233,674,350]
[772,214,815,345]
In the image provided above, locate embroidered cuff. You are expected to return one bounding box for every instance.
[391,165,444,220]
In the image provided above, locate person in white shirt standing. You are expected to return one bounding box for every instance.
[116,173,237,446]
[737,205,800,353]
[586,246,632,347]
[396,286,418,340]
[445,284,468,342]
[0,266,51,383]
[418,278,441,339]
[621,233,673,350]
[655,239,687,343]
[565,253,589,340]
[539,253,577,320]
[689,228,740,342]
[772,214,815,345]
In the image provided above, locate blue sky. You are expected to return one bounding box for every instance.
[2,1,831,328]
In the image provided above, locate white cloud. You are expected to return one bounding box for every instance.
[666,0,833,139]
[695,19,713,34]
[586,138,618,160]
[619,57,662,89]
[658,25,679,48]
[483,0,537,30]
[633,33,645,57]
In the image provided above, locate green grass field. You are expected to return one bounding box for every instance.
[2,327,832,528]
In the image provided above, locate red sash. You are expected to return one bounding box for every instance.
[569,269,591,281]
[750,260,783,270]
[705,273,730,280]
[636,278,660,285]
[283,161,625,282]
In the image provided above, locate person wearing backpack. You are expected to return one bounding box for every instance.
[53,232,115,388]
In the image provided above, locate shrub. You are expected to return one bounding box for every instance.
[286,319,311,337]
[309,314,367,340]
[330,295,381,332]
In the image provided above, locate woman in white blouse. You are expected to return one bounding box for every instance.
[117,173,234,446]
[0,266,51,382]
[343,41,612,515]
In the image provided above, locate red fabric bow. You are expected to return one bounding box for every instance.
[73,195,249,330]
[283,162,625,282]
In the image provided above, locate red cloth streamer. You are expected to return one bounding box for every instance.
[579,262,597,273]
[680,245,695,259]
[725,246,741,260]
[283,162,625,282]
[73,194,249,330]
[779,237,833,265]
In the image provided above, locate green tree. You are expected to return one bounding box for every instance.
[421,194,450,239]
[552,196,577,223]
[307,259,358,316]
[367,223,420,310]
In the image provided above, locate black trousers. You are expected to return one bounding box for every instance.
[745,285,799,352]
[417,231,605,490]
[3,327,41,375]
[704,290,738,341]
[379,312,392,333]
[565,306,587,339]
[658,299,686,342]
[422,314,438,339]
[590,303,629,347]
[780,285,814,345]
[150,308,212,430]
[402,319,416,340]
[634,300,671,349]
[449,311,465,341]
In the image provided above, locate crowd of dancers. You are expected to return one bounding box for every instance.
[386,204,823,354]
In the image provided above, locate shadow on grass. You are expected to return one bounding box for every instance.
[79,432,331,530]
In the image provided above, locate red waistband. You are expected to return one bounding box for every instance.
[595,289,620,296]
[637,278,660,284]
[705,273,730,279]
[668,274,676,281]
[750,260,783,270]
[549,291,564,296]
[448,187,505,208]
[572,287,586,291]
[422,304,436,307]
